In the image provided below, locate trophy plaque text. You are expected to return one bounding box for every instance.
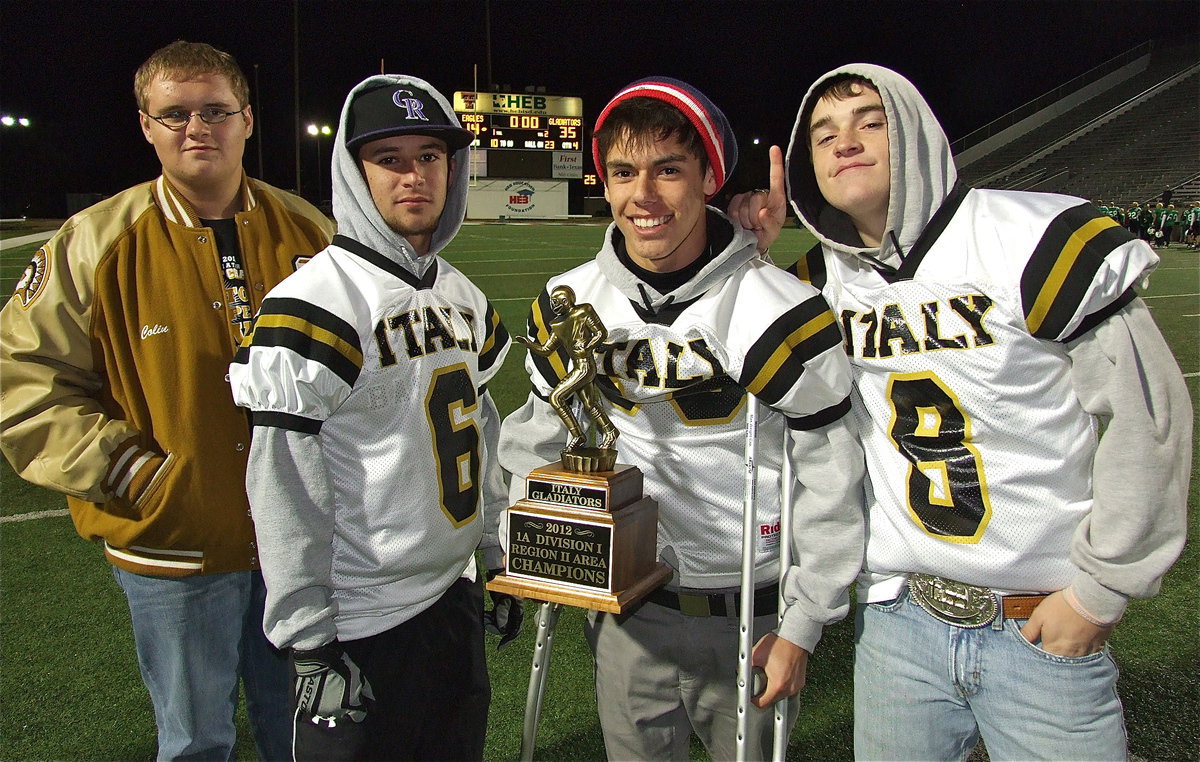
[487,463,671,613]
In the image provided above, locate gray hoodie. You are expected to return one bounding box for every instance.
[332,74,470,276]
[787,63,957,270]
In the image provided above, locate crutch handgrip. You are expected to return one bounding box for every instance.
[752,666,768,699]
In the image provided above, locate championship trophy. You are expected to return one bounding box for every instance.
[486,285,671,612]
[486,286,671,761]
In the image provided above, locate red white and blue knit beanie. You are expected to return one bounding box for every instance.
[592,76,737,200]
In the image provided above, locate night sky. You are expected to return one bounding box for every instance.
[0,0,1192,216]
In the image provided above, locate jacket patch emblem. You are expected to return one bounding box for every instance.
[13,248,49,309]
[141,324,170,340]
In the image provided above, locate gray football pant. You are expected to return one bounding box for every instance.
[585,600,800,761]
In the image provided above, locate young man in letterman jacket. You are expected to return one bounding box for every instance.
[0,42,333,760]
[731,63,1191,761]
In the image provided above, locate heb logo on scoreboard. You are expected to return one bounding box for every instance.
[505,181,537,214]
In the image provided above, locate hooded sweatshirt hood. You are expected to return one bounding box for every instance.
[332,75,470,277]
[595,209,761,312]
[786,64,957,268]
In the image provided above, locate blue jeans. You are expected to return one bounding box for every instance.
[113,568,290,761]
[854,588,1127,761]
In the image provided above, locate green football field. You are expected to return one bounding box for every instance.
[1,222,1196,761]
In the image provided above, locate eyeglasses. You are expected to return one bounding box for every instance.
[143,107,248,130]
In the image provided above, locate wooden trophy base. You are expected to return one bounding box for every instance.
[488,463,669,614]
[486,563,672,614]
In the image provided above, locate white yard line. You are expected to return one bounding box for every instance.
[0,231,54,251]
[1,508,69,523]
[471,271,572,278]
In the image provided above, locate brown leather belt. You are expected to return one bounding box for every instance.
[1000,593,1049,620]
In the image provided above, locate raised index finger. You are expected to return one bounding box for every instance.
[767,145,786,211]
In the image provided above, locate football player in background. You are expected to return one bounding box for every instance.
[1125,200,1146,240]
[0,41,333,761]
[730,63,1190,760]
[1184,200,1200,249]
[1162,203,1180,246]
[500,77,865,761]
[1150,201,1167,245]
[230,74,513,760]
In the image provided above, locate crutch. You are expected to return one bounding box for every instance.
[736,395,792,762]
[735,395,760,762]
[772,430,793,761]
[519,600,563,761]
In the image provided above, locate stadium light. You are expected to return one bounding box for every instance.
[306,123,333,203]
[1,115,32,128]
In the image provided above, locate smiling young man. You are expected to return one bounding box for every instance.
[732,63,1191,760]
[229,75,512,760]
[499,77,865,761]
[0,41,334,761]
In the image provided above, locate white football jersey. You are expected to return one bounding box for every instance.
[231,235,510,636]
[528,256,851,589]
[790,188,1157,601]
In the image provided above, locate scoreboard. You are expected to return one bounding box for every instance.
[452,90,585,181]
[458,112,584,151]
[452,91,584,152]
[452,91,598,217]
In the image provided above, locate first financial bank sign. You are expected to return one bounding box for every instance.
[552,151,582,179]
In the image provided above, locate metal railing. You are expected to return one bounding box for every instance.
[951,41,1153,153]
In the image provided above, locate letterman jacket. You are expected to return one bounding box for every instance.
[1,174,334,577]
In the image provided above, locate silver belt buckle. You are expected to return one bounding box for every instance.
[908,573,998,628]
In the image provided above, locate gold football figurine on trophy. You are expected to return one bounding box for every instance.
[517,285,618,472]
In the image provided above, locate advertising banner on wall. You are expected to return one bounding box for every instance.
[552,152,584,179]
[466,179,569,220]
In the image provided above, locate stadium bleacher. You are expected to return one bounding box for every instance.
[955,36,1200,208]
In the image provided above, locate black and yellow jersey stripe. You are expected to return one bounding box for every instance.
[234,296,363,388]
[479,302,510,376]
[1020,202,1137,341]
[784,242,827,290]
[739,294,842,408]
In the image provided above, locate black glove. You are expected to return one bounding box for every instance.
[290,642,373,759]
[483,569,524,650]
